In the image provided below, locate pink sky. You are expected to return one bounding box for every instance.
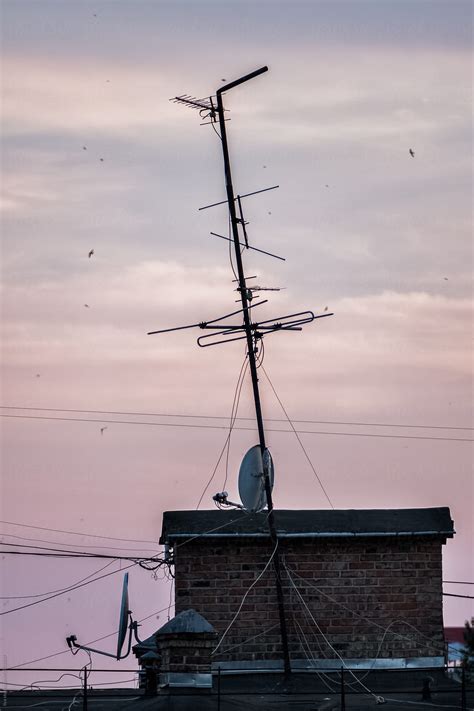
[1,0,472,690]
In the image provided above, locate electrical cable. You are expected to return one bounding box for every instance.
[286,566,385,704]
[8,515,261,668]
[382,700,472,709]
[214,623,280,656]
[195,351,248,509]
[174,510,255,550]
[223,351,249,492]
[3,413,471,441]
[212,540,279,656]
[285,564,460,656]
[443,592,474,599]
[444,580,474,585]
[211,121,222,142]
[0,542,163,561]
[20,673,81,692]
[0,518,159,545]
[0,531,159,553]
[262,365,334,508]
[0,559,117,599]
[0,562,137,617]
[9,604,173,669]
[3,405,470,431]
[293,617,338,693]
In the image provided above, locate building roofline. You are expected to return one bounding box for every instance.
[160,507,454,544]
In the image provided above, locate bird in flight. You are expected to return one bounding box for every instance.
[84,304,90,308]
[100,426,107,435]
[82,146,87,151]
[324,306,329,312]
[409,149,415,157]
[88,249,94,258]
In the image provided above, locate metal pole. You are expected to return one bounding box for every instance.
[82,665,88,711]
[216,68,291,677]
[340,665,346,711]
[217,665,221,711]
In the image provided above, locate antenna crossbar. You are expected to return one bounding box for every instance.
[171,95,214,111]
[147,300,268,336]
[210,232,285,261]
[199,185,279,211]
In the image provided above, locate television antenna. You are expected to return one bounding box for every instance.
[150,67,333,676]
[66,573,143,660]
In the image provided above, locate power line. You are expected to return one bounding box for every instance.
[2,404,471,431]
[0,531,160,553]
[0,519,159,545]
[2,413,471,442]
[0,541,160,560]
[0,562,138,616]
[9,605,172,669]
[0,559,117,599]
[443,580,474,585]
[262,365,334,509]
[443,592,474,599]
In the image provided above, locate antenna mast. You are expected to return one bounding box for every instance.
[156,66,334,677]
[215,66,291,676]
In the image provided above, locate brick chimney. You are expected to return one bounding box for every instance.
[155,608,218,689]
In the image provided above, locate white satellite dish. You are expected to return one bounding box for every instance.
[238,445,274,512]
[116,572,130,660]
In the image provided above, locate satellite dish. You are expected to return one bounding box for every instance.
[238,445,274,512]
[116,572,130,660]
[66,571,141,661]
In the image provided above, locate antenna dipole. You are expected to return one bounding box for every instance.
[215,67,292,677]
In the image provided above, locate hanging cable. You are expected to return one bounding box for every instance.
[0,517,159,545]
[0,559,117,600]
[262,365,334,508]
[285,565,385,704]
[212,540,279,656]
[0,562,138,617]
[195,352,248,508]
[3,413,471,441]
[2,405,471,431]
[223,351,249,492]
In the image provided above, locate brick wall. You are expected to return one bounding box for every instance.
[174,536,445,664]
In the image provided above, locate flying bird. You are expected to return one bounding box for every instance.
[84,304,90,308]
[100,426,107,435]
[82,146,87,150]
[324,306,329,312]
[88,249,94,258]
[99,158,104,162]
[409,149,415,157]
[443,277,448,280]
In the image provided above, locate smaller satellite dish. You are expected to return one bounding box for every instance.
[238,445,274,512]
[116,572,130,660]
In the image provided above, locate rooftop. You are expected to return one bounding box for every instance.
[160,507,454,544]
[4,670,473,710]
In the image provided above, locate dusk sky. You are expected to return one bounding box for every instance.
[1,0,472,689]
